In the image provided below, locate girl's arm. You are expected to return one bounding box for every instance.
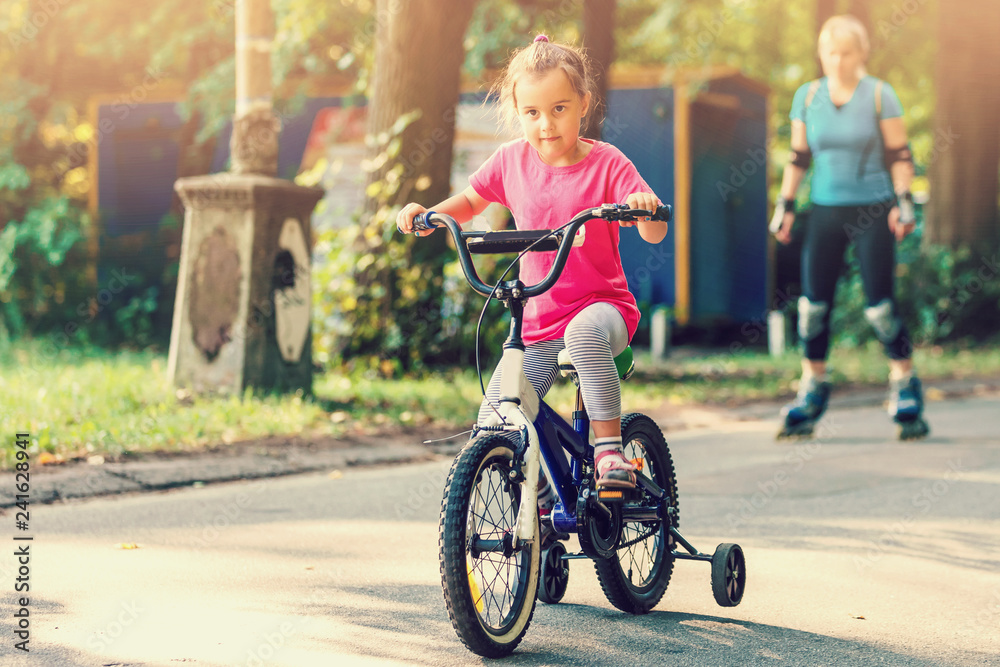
[396,186,490,235]
[773,119,809,245]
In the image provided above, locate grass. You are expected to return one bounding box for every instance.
[629,342,1000,405]
[2,338,998,469]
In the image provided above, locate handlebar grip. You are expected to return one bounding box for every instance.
[654,205,672,222]
[412,212,434,232]
[396,211,436,235]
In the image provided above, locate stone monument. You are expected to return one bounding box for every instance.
[167,0,323,393]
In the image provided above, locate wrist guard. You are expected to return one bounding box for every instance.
[896,191,915,225]
[769,198,796,234]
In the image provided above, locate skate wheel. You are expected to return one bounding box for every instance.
[711,543,746,607]
[776,422,815,440]
[538,541,569,604]
[898,418,930,441]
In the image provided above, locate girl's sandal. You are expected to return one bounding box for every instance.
[595,450,637,489]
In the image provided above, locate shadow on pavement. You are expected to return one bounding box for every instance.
[302,582,940,667]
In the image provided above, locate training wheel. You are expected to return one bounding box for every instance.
[538,541,569,604]
[711,543,746,607]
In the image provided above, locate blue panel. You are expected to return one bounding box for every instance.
[687,78,769,324]
[97,102,184,238]
[717,79,768,323]
[604,88,676,309]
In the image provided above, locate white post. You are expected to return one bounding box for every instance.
[768,310,786,357]
[651,306,670,360]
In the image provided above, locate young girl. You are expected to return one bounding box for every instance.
[396,35,667,518]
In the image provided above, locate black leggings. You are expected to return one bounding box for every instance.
[799,201,911,361]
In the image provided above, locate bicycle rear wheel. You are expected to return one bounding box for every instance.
[594,413,679,613]
[439,434,540,657]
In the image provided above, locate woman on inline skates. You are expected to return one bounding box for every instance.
[771,14,929,440]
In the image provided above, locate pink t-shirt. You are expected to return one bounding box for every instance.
[470,139,655,345]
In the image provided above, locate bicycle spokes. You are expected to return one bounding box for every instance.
[620,437,662,586]
[467,461,527,632]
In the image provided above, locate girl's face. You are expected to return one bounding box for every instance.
[514,68,591,167]
[818,32,865,83]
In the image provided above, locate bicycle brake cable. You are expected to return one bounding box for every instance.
[475,220,578,424]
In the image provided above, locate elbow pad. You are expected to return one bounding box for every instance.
[789,148,812,169]
[884,144,913,170]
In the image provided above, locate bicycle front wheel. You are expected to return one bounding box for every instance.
[439,434,540,657]
[594,413,679,614]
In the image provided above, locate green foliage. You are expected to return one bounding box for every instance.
[465,0,582,75]
[318,87,515,375]
[113,286,161,348]
[0,0,365,345]
[312,214,511,375]
[0,197,86,335]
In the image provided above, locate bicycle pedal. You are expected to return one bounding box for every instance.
[596,488,635,503]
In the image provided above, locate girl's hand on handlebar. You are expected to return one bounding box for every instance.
[622,192,659,226]
[396,203,433,236]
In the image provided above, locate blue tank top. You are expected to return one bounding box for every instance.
[790,76,903,206]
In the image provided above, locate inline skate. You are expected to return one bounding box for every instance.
[777,376,831,439]
[889,375,930,440]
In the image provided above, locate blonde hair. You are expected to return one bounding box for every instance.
[490,37,597,133]
[818,14,870,60]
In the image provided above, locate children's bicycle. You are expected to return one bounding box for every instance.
[405,204,746,658]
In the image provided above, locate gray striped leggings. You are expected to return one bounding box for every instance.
[477,302,629,424]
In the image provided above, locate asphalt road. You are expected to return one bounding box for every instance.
[2,394,998,666]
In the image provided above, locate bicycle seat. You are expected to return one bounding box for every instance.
[558,346,635,381]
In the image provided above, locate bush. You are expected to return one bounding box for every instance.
[311,218,511,376]
[0,196,91,338]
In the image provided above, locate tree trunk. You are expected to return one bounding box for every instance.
[926,0,1000,250]
[364,0,476,245]
[582,0,616,140]
[348,0,476,367]
[847,0,871,41]
[814,0,837,75]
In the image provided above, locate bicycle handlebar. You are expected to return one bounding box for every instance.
[406,203,672,299]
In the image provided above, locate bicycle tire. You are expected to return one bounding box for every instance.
[594,413,679,614]
[439,434,541,657]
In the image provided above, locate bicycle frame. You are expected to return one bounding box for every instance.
[483,357,583,547]
[487,322,592,546]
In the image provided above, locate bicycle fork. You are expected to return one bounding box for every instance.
[487,345,561,549]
